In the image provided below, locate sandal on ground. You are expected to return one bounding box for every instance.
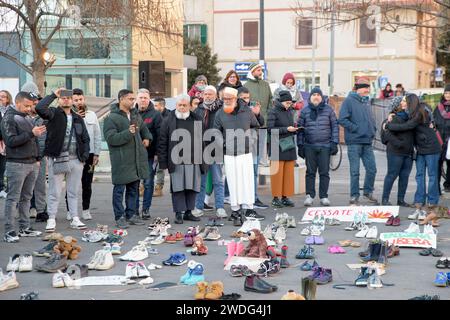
[431,249,443,257]
[338,240,352,247]
[419,248,432,256]
[435,258,448,269]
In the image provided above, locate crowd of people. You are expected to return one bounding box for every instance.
[1,63,450,243]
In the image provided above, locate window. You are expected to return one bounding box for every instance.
[359,17,376,45]
[417,13,423,48]
[183,24,207,45]
[242,20,258,49]
[297,19,313,47]
[65,38,110,59]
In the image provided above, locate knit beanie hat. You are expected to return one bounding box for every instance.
[310,86,323,98]
[195,75,208,84]
[389,96,403,112]
[249,63,263,74]
[282,73,295,85]
[278,90,293,102]
[21,82,40,98]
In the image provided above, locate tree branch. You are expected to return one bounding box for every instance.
[0,1,34,31]
[43,15,64,48]
[0,51,32,74]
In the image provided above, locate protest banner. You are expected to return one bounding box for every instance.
[301,206,399,223]
[380,232,437,249]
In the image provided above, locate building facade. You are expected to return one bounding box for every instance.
[184,0,437,95]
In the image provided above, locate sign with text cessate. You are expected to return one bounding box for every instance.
[380,232,437,249]
[301,206,399,223]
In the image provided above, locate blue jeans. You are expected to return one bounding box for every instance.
[136,159,155,210]
[382,153,413,202]
[347,144,377,198]
[113,180,139,221]
[415,153,440,205]
[195,164,224,209]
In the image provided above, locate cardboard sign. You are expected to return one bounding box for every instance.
[380,232,437,249]
[302,206,399,223]
[224,256,268,272]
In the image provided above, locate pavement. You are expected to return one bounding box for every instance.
[0,146,449,300]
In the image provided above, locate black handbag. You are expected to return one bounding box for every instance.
[279,135,296,152]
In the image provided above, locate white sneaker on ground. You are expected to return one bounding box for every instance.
[95,250,114,270]
[136,262,150,278]
[304,195,314,207]
[366,226,378,239]
[125,263,138,278]
[6,255,20,272]
[150,234,165,245]
[70,217,87,230]
[0,190,7,198]
[404,222,420,233]
[0,270,19,292]
[355,225,370,238]
[408,209,421,220]
[66,212,72,221]
[139,277,154,285]
[87,250,103,269]
[216,208,228,218]
[52,270,75,288]
[29,208,37,218]
[418,210,427,221]
[274,226,286,243]
[18,254,33,272]
[192,208,204,217]
[45,218,56,233]
[320,198,331,206]
[82,210,92,220]
[147,263,162,270]
[423,224,438,235]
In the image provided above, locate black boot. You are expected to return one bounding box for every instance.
[361,241,381,262]
[301,277,316,300]
[184,210,201,222]
[378,241,388,265]
[174,212,184,224]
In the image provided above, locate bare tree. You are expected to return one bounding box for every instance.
[0,0,183,94]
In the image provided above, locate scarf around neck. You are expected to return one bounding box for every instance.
[438,101,450,120]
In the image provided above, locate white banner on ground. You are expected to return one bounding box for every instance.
[301,206,399,223]
[380,232,437,249]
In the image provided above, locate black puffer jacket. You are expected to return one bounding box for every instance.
[213,99,260,156]
[139,102,162,159]
[381,114,414,156]
[267,102,297,161]
[0,106,39,163]
[432,102,450,146]
[36,93,90,162]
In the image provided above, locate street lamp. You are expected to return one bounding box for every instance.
[42,49,56,65]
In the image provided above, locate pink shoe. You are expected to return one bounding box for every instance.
[328,246,339,254]
[336,246,346,254]
[235,241,245,256]
[224,241,237,266]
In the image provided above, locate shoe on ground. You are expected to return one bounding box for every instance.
[216,208,228,218]
[150,234,166,245]
[127,215,145,226]
[244,209,264,221]
[174,212,184,224]
[418,210,427,221]
[320,198,331,206]
[35,253,68,273]
[4,231,19,243]
[52,270,75,288]
[365,226,378,239]
[70,217,87,230]
[0,190,7,198]
[0,270,19,292]
[192,208,204,218]
[45,218,56,233]
[115,216,129,229]
[19,227,42,237]
[434,272,448,287]
[205,227,221,241]
[203,203,214,212]
[363,193,379,204]
[381,200,392,206]
[281,197,295,207]
[254,199,269,209]
[184,210,201,222]
[66,212,72,221]
[6,254,20,272]
[281,290,305,300]
[95,250,115,270]
[408,209,422,220]
[304,195,314,207]
[141,208,151,220]
[33,241,58,257]
[29,208,37,218]
[349,196,359,205]
[397,200,413,208]
[82,210,92,220]
[271,197,284,208]
[18,254,33,272]
[404,222,420,233]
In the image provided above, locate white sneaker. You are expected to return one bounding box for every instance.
[320,198,331,206]
[149,224,162,236]
[136,262,150,278]
[125,263,138,278]
[224,197,230,205]
[423,224,438,235]
[404,222,420,233]
[87,250,103,269]
[408,209,421,220]
[139,277,154,285]
[304,195,314,207]
[0,190,7,198]
[6,255,20,272]
[366,226,378,239]
[82,210,92,220]
[29,208,37,218]
[95,250,114,270]
[70,217,87,230]
[0,270,19,292]
[45,218,56,233]
[147,263,162,270]
[263,225,274,240]
[192,208,204,217]
[310,225,322,236]
[216,208,228,218]
[418,210,427,221]
[274,226,286,243]
[150,234,165,245]
[66,212,72,221]
[355,225,370,238]
[18,254,33,272]
[120,245,149,262]
[52,270,75,288]
[111,243,122,255]
[159,224,170,237]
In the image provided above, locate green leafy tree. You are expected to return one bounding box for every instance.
[183,38,220,88]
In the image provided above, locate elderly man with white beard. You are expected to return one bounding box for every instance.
[158,94,206,225]
[213,87,263,226]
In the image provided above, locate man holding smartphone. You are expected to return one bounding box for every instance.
[36,88,90,232]
[72,88,101,221]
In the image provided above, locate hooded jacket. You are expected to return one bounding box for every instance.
[297,89,339,147]
[244,72,273,116]
[36,93,90,162]
[139,101,162,159]
[338,92,377,145]
[1,106,39,163]
[103,103,152,185]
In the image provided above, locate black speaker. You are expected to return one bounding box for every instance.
[138,60,165,97]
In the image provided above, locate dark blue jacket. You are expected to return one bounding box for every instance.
[297,102,339,146]
[338,92,376,145]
